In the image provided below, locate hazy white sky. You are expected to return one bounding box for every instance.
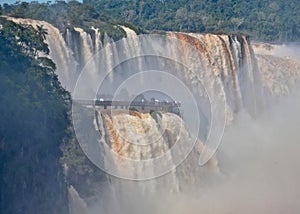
[1,0,50,4]
[0,0,82,5]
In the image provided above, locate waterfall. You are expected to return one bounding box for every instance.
[6,17,79,91]
[253,43,300,98]
[7,17,300,214]
[169,32,264,119]
[68,186,88,214]
[7,17,299,112]
[73,27,95,68]
[7,17,264,117]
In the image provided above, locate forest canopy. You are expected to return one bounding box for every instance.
[0,18,70,214]
[1,0,300,42]
[85,0,300,42]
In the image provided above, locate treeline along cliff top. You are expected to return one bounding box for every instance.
[1,0,300,42]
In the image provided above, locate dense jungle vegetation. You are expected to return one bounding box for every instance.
[86,0,300,41]
[1,0,299,41]
[0,0,299,213]
[0,0,141,41]
[0,14,107,214]
[0,18,70,214]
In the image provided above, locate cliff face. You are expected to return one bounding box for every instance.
[253,43,300,98]
[7,17,265,119]
[95,110,217,192]
[0,18,70,214]
[8,17,300,115]
[9,15,300,173]
[168,32,264,119]
[6,17,300,212]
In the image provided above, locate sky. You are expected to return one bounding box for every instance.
[1,0,50,4]
[0,0,82,5]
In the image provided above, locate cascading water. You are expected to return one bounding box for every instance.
[7,17,300,214]
[6,17,79,91]
[68,186,88,214]
[253,43,300,98]
[7,17,264,115]
[7,17,299,109]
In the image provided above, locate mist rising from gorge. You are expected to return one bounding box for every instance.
[79,88,300,214]
[71,42,300,214]
[6,17,300,214]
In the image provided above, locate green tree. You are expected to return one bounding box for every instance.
[0,18,70,214]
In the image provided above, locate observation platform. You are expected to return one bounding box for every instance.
[73,99,181,116]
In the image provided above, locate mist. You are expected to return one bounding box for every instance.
[70,38,300,212]
[192,88,300,214]
[170,87,300,214]
[80,86,300,214]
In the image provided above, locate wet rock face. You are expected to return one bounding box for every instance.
[9,17,300,118]
[253,43,300,97]
[8,17,265,117]
[6,16,268,181]
[7,18,300,211]
[95,110,218,190]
